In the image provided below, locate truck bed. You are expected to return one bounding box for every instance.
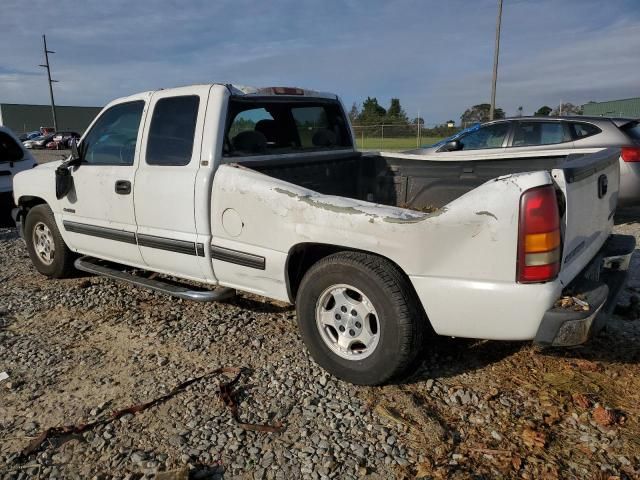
[242,151,570,211]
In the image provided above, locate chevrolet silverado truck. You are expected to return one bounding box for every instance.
[11,84,635,385]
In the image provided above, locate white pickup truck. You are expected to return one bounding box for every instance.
[11,84,635,385]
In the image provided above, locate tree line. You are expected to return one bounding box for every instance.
[348,97,418,126]
[350,96,585,131]
[460,102,583,126]
[349,97,456,137]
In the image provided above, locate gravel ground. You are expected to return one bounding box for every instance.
[0,152,639,479]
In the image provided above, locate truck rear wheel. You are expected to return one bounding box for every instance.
[296,251,425,385]
[24,204,75,278]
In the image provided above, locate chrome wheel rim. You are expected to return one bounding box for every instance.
[315,284,380,360]
[32,221,55,266]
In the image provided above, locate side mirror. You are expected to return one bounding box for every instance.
[55,139,80,199]
[70,137,81,162]
[441,139,462,152]
[55,164,74,199]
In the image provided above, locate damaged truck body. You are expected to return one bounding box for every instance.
[12,84,635,384]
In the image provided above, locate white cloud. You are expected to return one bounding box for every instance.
[0,0,637,122]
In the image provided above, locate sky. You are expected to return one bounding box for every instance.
[1,0,639,125]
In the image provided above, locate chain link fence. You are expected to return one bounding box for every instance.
[352,124,451,151]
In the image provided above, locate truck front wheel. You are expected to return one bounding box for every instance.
[296,251,425,385]
[24,204,75,278]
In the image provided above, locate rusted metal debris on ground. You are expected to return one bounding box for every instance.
[18,366,284,460]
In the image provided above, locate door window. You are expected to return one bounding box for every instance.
[512,121,568,147]
[146,96,200,166]
[457,123,510,150]
[81,101,144,166]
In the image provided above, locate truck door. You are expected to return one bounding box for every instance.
[59,96,148,266]
[133,86,210,279]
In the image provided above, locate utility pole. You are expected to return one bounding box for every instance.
[489,0,503,121]
[39,34,58,131]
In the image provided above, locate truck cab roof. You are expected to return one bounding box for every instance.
[108,83,338,106]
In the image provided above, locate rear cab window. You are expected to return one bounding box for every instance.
[224,98,352,157]
[0,131,25,162]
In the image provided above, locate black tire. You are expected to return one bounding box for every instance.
[296,251,426,385]
[24,204,75,278]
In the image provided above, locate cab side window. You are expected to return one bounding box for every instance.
[511,121,569,147]
[81,101,144,166]
[146,96,200,166]
[457,123,510,150]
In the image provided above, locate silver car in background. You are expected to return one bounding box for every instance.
[22,133,55,150]
[407,117,640,205]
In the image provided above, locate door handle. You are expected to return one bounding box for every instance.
[115,180,131,195]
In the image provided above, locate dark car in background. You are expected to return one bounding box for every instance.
[52,131,80,147]
[46,131,81,150]
[406,116,640,205]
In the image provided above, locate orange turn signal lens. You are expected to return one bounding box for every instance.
[524,230,560,253]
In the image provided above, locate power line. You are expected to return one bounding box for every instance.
[39,34,58,131]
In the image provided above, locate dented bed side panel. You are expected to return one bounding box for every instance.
[209,164,554,318]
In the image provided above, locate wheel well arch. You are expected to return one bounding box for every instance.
[285,242,423,310]
[15,196,48,227]
[18,195,47,210]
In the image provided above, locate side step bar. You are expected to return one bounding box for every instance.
[74,256,236,302]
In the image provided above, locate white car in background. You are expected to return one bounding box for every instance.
[1,126,38,221]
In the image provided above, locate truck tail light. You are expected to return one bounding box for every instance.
[517,185,561,283]
[621,146,640,162]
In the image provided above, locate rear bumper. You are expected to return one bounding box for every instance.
[534,234,635,347]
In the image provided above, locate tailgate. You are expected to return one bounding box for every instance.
[552,148,620,284]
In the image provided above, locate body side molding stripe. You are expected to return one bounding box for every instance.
[63,221,137,244]
[63,221,202,256]
[211,245,266,270]
[137,234,198,256]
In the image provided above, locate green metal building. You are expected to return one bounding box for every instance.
[0,103,102,135]
[582,97,640,118]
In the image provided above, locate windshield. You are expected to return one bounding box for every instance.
[224,98,352,157]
